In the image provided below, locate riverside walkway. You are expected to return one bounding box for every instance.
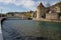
[0,18,4,40]
[0,23,3,40]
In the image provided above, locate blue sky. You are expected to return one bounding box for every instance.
[0,0,61,13]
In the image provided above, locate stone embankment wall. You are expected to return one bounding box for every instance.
[33,18,61,22]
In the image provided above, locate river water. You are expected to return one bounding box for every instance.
[1,19,61,40]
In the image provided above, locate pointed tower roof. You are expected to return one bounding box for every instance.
[37,2,45,9]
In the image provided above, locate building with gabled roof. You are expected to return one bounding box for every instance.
[36,3,46,19]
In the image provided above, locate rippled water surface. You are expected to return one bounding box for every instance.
[1,19,61,40]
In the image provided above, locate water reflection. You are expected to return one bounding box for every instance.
[1,19,61,40]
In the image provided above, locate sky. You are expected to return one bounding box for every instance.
[0,0,61,13]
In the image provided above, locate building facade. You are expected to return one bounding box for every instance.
[36,2,61,20]
[6,11,34,19]
[36,3,46,19]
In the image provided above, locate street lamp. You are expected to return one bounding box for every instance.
[1,9,2,18]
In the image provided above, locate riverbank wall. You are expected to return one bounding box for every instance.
[33,18,61,22]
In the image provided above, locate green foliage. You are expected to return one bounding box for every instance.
[24,13,32,18]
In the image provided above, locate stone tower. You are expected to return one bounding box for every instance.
[36,2,46,19]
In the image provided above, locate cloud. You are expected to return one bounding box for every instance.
[0,0,12,4]
[0,0,35,7]
[51,1,60,5]
[0,7,5,9]
[0,0,37,11]
[23,1,35,7]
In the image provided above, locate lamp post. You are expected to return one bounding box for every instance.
[1,9,2,17]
